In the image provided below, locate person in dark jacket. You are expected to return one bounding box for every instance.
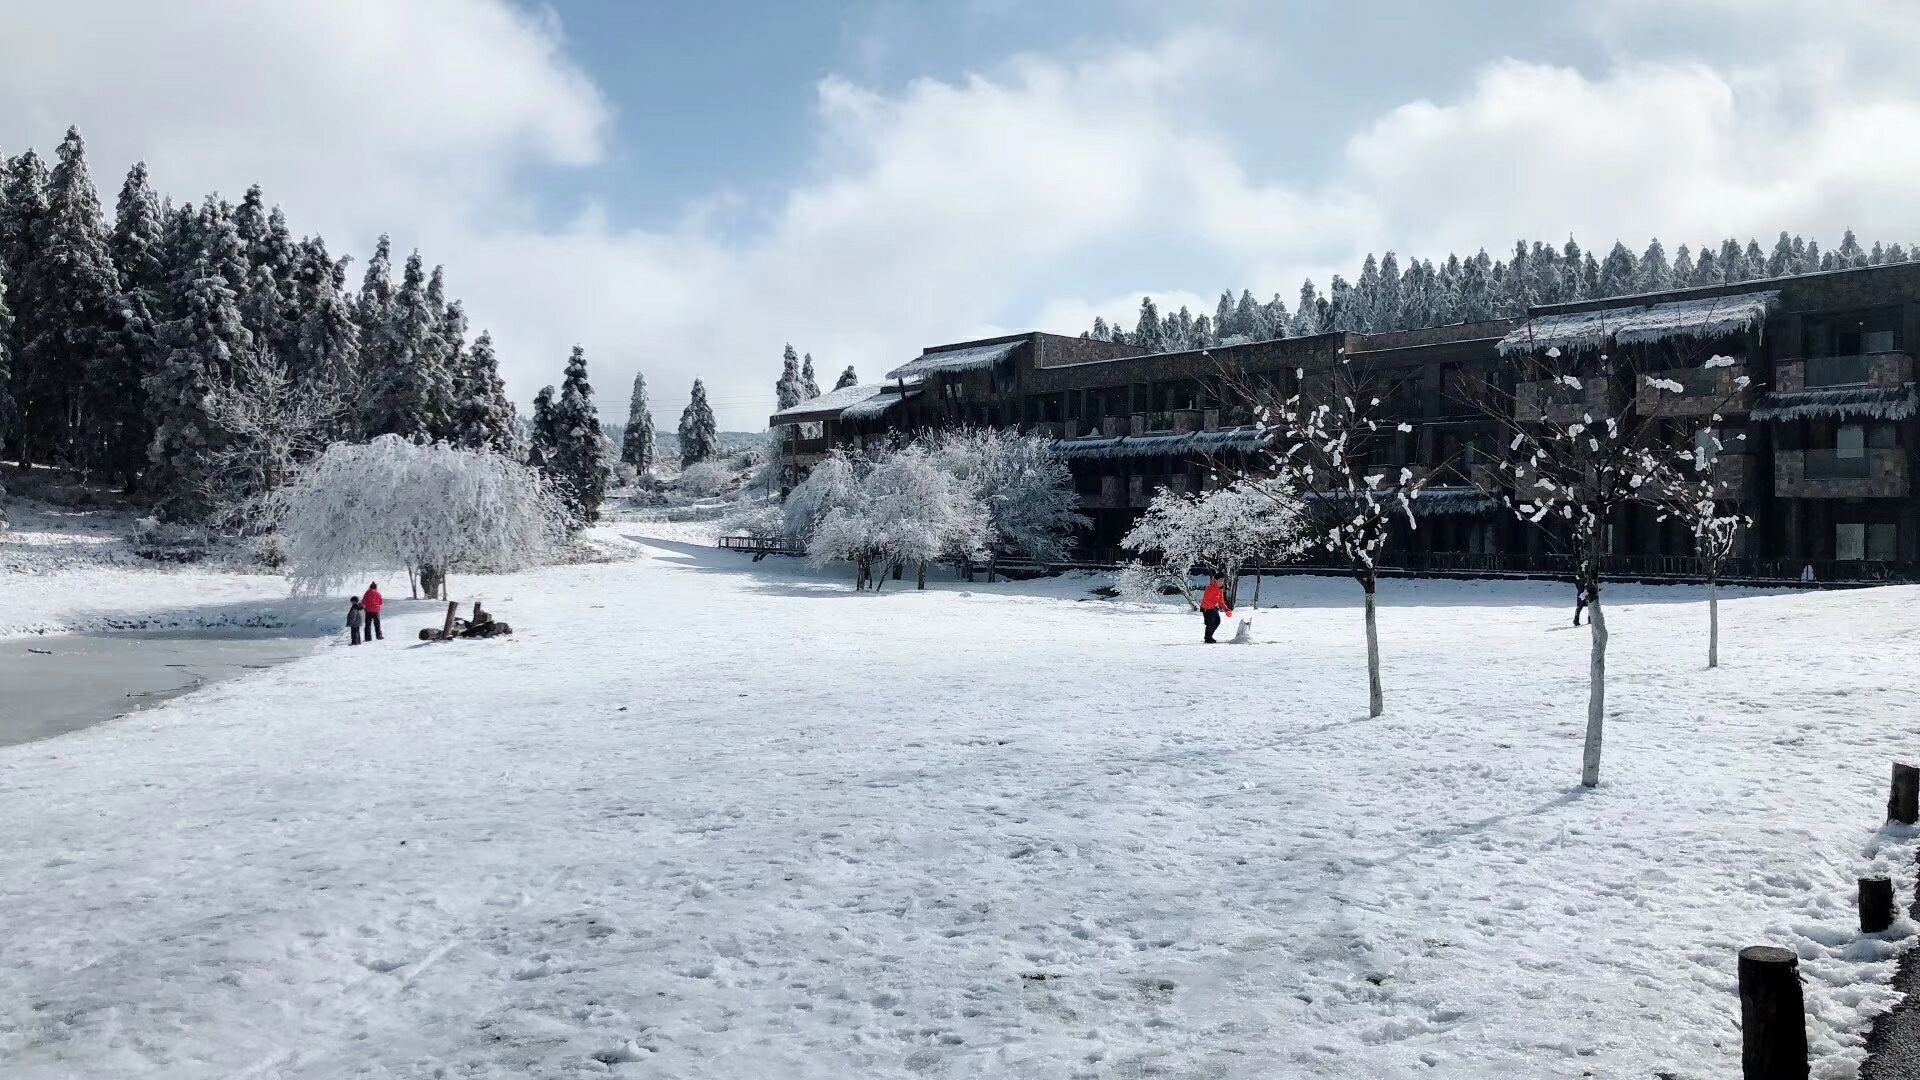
[362,582,384,641]
[1200,573,1233,643]
[347,596,364,646]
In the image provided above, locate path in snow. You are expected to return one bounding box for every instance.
[0,536,1914,1079]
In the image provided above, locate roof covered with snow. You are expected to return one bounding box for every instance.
[770,382,919,424]
[886,339,1024,381]
[1048,427,1267,461]
[1750,385,1918,423]
[1497,291,1779,356]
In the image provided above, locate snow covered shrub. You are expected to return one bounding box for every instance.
[675,459,737,499]
[1114,560,1189,607]
[269,435,569,595]
[781,449,864,547]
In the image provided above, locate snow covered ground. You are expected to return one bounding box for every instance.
[1,529,1916,1078]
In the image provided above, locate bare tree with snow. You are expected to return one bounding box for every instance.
[1216,354,1439,718]
[198,344,346,531]
[802,445,986,591]
[1471,335,1750,785]
[1653,404,1751,670]
[269,435,570,596]
[928,428,1085,579]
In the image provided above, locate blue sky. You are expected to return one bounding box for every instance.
[2,1,1918,427]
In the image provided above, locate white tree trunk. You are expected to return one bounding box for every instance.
[1583,594,1608,787]
[1707,579,1719,669]
[1363,585,1384,718]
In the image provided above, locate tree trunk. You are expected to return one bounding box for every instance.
[917,562,927,590]
[1583,593,1608,788]
[1252,573,1262,605]
[1362,575,1383,718]
[1706,574,1719,670]
[407,566,418,599]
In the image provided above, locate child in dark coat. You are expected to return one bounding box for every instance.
[347,596,365,646]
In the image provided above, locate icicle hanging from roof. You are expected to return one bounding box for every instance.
[1497,291,1779,356]
[1750,386,1918,423]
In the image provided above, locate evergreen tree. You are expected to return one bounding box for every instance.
[1765,231,1795,278]
[1192,313,1213,346]
[528,384,558,469]
[1435,255,1463,324]
[451,329,516,454]
[365,251,446,440]
[1792,235,1812,273]
[621,370,656,473]
[34,127,126,470]
[1377,253,1403,330]
[146,254,252,520]
[1598,240,1638,297]
[0,263,14,455]
[233,183,269,268]
[1637,238,1672,293]
[775,344,803,413]
[1233,288,1263,340]
[1672,244,1695,283]
[1213,291,1236,339]
[678,378,719,466]
[800,352,821,398]
[1290,279,1322,336]
[1500,240,1535,317]
[549,345,610,524]
[1890,243,1909,263]
[1743,239,1766,279]
[293,239,362,436]
[1717,238,1746,282]
[1869,241,1888,266]
[355,234,393,364]
[1263,293,1290,338]
[1327,275,1356,331]
[101,161,171,486]
[425,264,446,321]
[1558,237,1586,301]
[1091,316,1109,342]
[1399,259,1436,328]
[1837,228,1865,268]
[1354,253,1382,331]
[1691,245,1719,286]
[834,364,858,390]
[1458,251,1494,322]
[1132,296,1164,351]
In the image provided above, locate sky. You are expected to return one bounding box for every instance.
[2,0,1919,429]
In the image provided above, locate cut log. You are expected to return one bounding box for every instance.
[1890,762,1919,825]
[441,601,459,640]
[1738,944,1808,1080]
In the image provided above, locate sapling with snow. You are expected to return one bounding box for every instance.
[1216,354,1436,718]
[1654,411,1751,669]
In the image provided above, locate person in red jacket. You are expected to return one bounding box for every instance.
[1199,573,1233,644]
[361,582,385,641]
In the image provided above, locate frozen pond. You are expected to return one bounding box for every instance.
[0,631,320,747]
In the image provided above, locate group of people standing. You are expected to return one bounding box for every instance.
[346,582,384,646]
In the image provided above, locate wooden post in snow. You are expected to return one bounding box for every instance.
[1859,877,1895,934]
[1738,945,1808,1080]
[441,601,458,640]
[1889,762,1919,825]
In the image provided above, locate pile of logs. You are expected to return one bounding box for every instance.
[418,601,513,642]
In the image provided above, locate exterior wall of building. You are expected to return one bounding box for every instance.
[773,263,1920,576]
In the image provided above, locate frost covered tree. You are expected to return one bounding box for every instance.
[1474,328,1748,786]
[1289,279,1322,336]
[365,251,447,440]
[834,365,859,391]
[197,343,345,529]
[678,378,719,466]
[270,435,569,596]
[548,345,610,525]
[781,447,862,548]
[800,352,821,398]
[1636,239,1672,293]
[775,344,804,412]
[355,234,393,358]
[620,370,656,474]
[1121,478,1308,610]
[805,445,987,591]
[450,329,516,455]
[292,240,362,438]
[1132,296,1164,351]
[146,253,253,521]
[1217,355,1438,717]
[1598,241,1638,297]
[527,384,557,470]
[100,160,169,486]
[929,427,1085,577]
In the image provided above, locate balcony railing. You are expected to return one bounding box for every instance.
[1805,355,1873,388]
[1141,411,1177,433]
[1804,449,1871,480]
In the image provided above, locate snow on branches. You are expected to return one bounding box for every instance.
[270,435,570,595]
[1121,479,1308,609]
[802,445,986,590]
[928,428,1086,565]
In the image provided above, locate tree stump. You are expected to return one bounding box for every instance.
[1738,945,1808,1080]
[1890,762,1919,825]
[1860,877,1896,934]
[441,600,458,640]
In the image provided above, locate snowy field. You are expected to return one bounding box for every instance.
[2,530,1917,1079]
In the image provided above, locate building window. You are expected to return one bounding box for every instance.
[799,421,823,441]
[1836,523,1864,561]
[1870,523,1898,561]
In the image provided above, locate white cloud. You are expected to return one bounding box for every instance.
[3,2,1919,429]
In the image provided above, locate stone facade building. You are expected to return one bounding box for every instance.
[770,262,1920,579]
